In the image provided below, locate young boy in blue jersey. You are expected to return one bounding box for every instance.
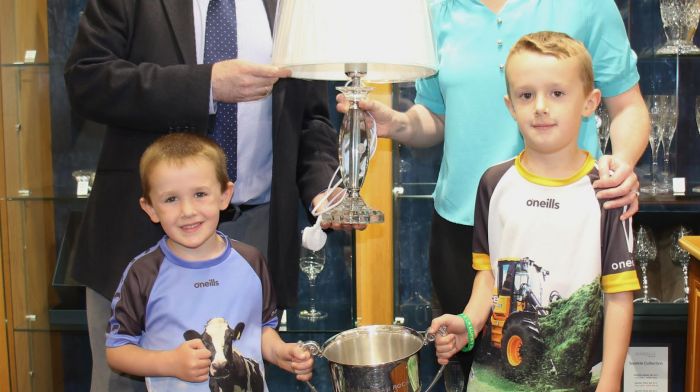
[105,133,313,391]
[428,32,640,391]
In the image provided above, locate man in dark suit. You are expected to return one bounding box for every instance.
[64,0,341,390]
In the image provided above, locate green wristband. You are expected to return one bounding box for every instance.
[457,313,476,352]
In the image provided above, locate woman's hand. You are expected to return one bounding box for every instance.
[593,155,639,220]
[336,94,401,139]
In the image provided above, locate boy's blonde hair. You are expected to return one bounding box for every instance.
[505,31,594,95]
[140,133,229,204]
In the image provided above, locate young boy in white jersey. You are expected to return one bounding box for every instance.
[105,133,313,391]
[429,31,640,391]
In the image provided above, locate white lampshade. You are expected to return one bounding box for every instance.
[272,0,437,82]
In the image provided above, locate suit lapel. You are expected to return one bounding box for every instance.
[264,0,285,136]
[161,0,197,65]
[263,0,276,32]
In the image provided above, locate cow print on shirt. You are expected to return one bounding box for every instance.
[184,318,264,392]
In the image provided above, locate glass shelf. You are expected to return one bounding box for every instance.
[640,193,700,213]
[3,195,90,202]
[41,304,357,334]
[633,302,687,333]
[0,62,50,68]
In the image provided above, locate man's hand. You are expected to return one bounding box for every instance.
[311,189,366,231]
[593,155,639,220]
[169,339,212,383]
[211,59,291,103]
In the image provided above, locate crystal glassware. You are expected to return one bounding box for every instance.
[298,246,327,321]
[657,0,700,55]
[640,96,667,195]
[443,360,466,392]
[659,95,678,193]
[595,104,611,154]
[694,97,700,193]
[670,226,692,303]
[320,75,384,225]
[633,226,660,303]
[680,0,700,53]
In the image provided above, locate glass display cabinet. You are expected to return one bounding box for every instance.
[391,0,699,390]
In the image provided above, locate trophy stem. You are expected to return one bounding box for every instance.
[674,262,690,304]
[321,69,384,225]
[634,261,659,303]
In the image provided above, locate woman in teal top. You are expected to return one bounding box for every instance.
[339,0,650,378]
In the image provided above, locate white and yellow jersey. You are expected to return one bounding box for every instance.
[468,151,640,390]
[473,152,639,300]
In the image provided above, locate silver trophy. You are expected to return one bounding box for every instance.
[595,103,611,154]
[633,226,660,303]
[657,0,700,55]
[670,226,692,303]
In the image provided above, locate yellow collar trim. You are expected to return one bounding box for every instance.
[515,151,595,187]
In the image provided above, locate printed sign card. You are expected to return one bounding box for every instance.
[623,346,669,392]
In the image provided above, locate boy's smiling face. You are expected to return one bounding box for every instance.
[504,51,600,156]
[140,156,233,261]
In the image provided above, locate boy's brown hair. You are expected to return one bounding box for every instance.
[140,133,229,204]
[505,31,594,95]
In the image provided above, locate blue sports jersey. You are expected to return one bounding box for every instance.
[107,233,277,391]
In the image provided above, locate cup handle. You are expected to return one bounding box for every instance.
[298,340,323,357]
[423,324,447,345]
[422,325,448,391]
[305,381,319,392]
[297,341,322,392]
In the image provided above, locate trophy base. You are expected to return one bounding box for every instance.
[656,42,700,55]
[298,309,327,321]
[633,296,660,303]
[321,195,384,225]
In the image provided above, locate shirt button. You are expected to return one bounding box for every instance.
[497,18,503,25]
[499,64,504,72]
[497,39,503,47]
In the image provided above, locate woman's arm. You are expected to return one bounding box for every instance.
[606,84,650,166]
[337,95,446,148]
[594,84,651,219]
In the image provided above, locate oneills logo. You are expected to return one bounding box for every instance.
[526,198,560,209]
[194,279,219,288]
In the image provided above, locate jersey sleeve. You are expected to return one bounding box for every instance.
[472,172,492,271]
[106,249,164,348]
[231,240,279,329]
[472,160,515,270]
[585,0,639,97]
[600,207,640,293]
